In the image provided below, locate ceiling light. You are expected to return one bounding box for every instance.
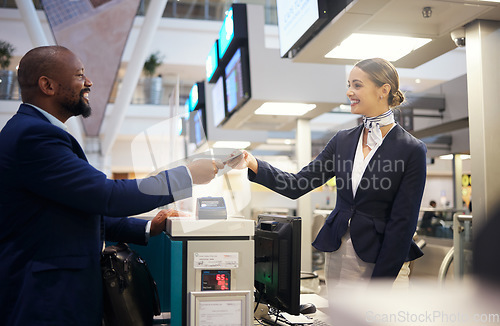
[439,154,453,160]
[255,102,316,116]
[439,154,471,160]
[332,104,353,113]
[212,141,251,149]
[266,138,295,145]
[325,33,432,61]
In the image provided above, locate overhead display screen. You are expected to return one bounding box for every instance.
[188,82,205,112]
[277,0,320,57]
[217,4,248,64]
[218,6,235,61]
[211,75,227,127]
[224,48,250,114]
[188,83,199,112]
[205,40,219,83]
[191,109,206,148]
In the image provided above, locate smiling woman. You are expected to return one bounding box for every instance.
[229,57,427,296]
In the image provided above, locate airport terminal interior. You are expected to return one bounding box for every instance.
[1,0,500,325]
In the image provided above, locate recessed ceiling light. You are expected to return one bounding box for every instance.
[325,33,432,61]
[255,102,316,116]
[266,138,295,145]
[439,154,471,160]
[332,104,353,113]
[439,154,454,160]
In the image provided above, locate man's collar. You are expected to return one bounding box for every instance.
[24,103,68,131]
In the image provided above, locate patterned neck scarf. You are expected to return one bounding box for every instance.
[363,110,395,149]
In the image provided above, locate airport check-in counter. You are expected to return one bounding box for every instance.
[163,215,255,326]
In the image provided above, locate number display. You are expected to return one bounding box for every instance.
[201,270,231,291]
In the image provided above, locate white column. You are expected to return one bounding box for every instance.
[465,20,500,232]
[14,0,48,46]
[101,0,169,156]
[296,118,312,272]
[15,0,84,145]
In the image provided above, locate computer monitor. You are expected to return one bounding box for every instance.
[218,3,248,64]
[276,0,354,58]
[254,214,301,316]
[189,109,206,148]
[188,82,205,112]
[211,75,227,127]
[224,47,251,115]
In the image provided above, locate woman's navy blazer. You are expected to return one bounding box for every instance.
[249,124,426,278]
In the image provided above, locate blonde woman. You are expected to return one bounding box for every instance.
[231,58,426,290]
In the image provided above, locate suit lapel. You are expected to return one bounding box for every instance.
[68,135,88,162]
[345,125,363,173]
[340,125,363,202]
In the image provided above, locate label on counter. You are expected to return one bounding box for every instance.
[194,252,239,269]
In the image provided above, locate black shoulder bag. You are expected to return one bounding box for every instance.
[101,243,161,326]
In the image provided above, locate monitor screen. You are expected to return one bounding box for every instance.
[218,4,248,64]
[276,0,351,58]
[218,6,235,61]
[211,75,227,127]
[254,214,301,315]
[206,40,220,83]
[190,109,206,148]
[188,82,205,112]
[224,47,251,115]
[188,83,199,112]
[277,0,319,57]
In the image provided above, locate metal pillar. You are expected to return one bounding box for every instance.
[296,119,312,272]
[452,154,463,211]
[465,20,500,233]
[101,0,169,156]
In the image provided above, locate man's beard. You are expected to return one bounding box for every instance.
[64,88,92,118]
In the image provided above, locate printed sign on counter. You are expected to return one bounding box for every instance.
[194,252,239,269]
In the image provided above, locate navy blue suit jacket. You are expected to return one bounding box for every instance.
[0,104,191,325]
[250,124,426,279]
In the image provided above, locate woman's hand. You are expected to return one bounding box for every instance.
[226,150,258,173]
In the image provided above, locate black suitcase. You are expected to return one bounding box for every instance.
[101,243,161,326]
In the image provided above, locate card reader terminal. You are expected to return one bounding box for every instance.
[196,197,227,219]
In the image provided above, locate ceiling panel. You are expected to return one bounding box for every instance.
[291,0,500,68]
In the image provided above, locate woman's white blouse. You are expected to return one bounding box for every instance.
[351,124,396,198]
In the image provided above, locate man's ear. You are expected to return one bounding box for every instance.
[38,76,56,96]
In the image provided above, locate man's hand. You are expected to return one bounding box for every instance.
[150,209,189,236]
[187,159,224,184]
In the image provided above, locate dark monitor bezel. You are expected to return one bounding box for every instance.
[277,0,353,58]
[254,214,302,316]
